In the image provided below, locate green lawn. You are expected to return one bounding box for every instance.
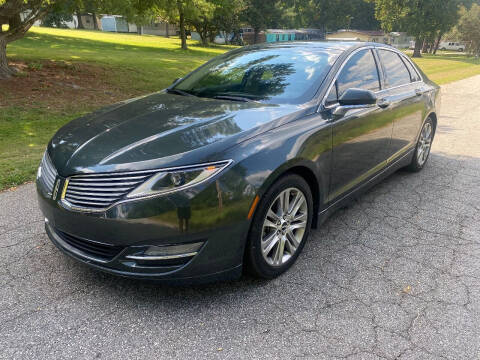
[407,51,480,85]
[1,27,480,190]
[7,26,235,93]
[1,27,235,190]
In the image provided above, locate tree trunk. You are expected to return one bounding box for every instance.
[0,37,14,79]
[137,25,143,35]
[413,38,423,58]
[165,22,169,38]
[254,28,260,44]
[179,9,187,50]
[92,13,99,30]
[422,39,429,53]
[433,32,443,55]
[76,12,84,29]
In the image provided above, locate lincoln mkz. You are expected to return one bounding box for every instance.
[37,41,440,283]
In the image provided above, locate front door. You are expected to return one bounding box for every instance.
[326,48,393,202]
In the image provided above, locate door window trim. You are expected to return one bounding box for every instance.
[375,47,423,90]
[320,46,423,110]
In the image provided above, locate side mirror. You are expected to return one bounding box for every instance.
[332,88,377,118]
[339,88,377,106]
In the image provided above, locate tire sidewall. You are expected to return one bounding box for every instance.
[247,174,313,279]
[411,117,435,171]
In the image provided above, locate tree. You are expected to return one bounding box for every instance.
[42,0,73,28]
[369,0,461,57]
[0,0,60,79]
[242,0,282,43]
[212,0,244,44]
[188,0,216,46]
[457,3,480,55]
[136,0,195,50]
[349,0,379,30]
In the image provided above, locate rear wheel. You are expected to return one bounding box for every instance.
[406,118,435,172]
[246,174,313,279]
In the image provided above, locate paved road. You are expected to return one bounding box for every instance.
[1,75,480,360]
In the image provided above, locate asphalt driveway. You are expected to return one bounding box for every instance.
[1,75,479,360]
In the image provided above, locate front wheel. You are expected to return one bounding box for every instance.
[406,118,435,172]
[246,174,313,279]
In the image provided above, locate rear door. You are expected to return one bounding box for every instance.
[376,48,425,163]
[327,48,393,202]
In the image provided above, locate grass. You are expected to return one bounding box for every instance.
[407,51,480,85]
[7,27,236,93]
[1,27,480,190]
[1,27,235,190]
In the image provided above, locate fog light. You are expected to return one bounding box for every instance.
[126,242,204,261]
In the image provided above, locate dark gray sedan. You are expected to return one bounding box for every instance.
[36,41,440,283]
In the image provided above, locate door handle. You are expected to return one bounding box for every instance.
[377,98,390,109]
[415,89,423,97]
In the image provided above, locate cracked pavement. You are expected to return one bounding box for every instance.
[1,75,479,360]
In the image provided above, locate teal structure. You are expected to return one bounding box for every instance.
[266,31,296,43]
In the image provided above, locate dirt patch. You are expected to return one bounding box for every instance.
[1,60,140,110]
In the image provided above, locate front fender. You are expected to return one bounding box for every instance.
[222,113,333,214]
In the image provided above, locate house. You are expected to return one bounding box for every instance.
[265,29,297,43]
[101,16,135,33]
[79,14,102,30]
[326,29,388,43]
[142,22,178,36]
[389,32,415,49]
[294,29,325,41]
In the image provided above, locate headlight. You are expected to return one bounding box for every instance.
[126,160,232,199]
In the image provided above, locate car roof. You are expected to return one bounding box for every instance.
[243,41,397,53]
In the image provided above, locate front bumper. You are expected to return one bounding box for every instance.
[37,175,251,283]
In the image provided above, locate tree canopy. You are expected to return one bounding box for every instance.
[457,3,480,55]
[0,0,475,78]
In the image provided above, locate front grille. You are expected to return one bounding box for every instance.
[55,228,123,261]
[64,170,157,211]
[38,152,58,195]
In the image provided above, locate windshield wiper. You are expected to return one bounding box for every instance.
[213,95,255,103]
[166,88,195,97]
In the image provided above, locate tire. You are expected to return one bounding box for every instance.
[246,174,313,279]
[406,117,435,172]
[441,48,446,51]
[458,48,464,52]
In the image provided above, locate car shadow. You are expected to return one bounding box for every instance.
[62,151,479,306]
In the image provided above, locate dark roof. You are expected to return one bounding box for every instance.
[248,41,366,52]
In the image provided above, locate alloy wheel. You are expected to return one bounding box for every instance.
[260,187,308,267]
[417,122,433,166]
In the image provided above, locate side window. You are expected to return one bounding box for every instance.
[378,50,412,88]
[336,49,381,98]
[402,57,421,82]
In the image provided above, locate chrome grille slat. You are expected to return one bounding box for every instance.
[66,194,119,202]
[65,199,117,206]
[72,170,159,178]
[68,175,150,182]
[64,170,156,211]
[68,181,142,187]
[67,189,126,197]
[67,185,133,192]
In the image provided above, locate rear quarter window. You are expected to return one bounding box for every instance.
[402,57,421,82]
[378,49,412,88]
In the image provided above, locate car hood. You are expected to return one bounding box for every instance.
[49,92,307,176]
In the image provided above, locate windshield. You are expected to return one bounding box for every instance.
[173,46,340,104]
